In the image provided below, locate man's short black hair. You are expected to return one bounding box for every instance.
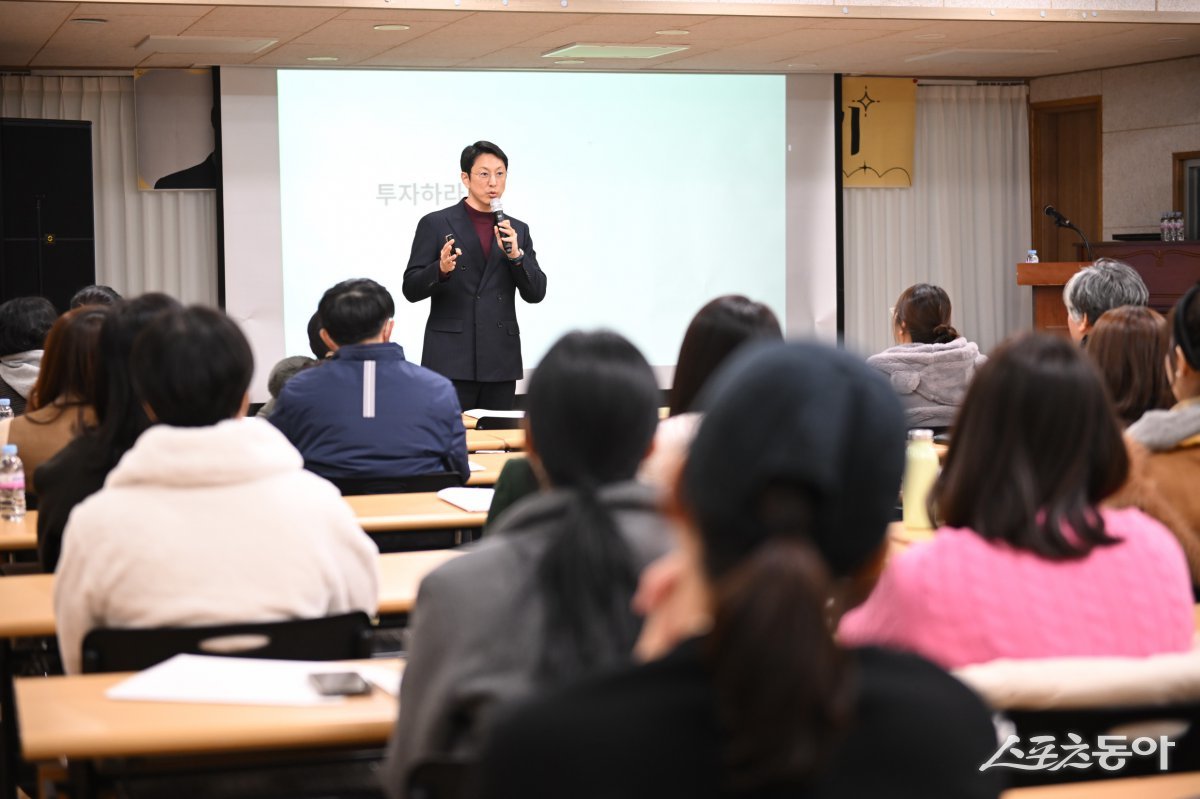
[317,279,395,347]
[131,305,254,427]
[460,141,508,174]
[307,311,330,359]
[0,297,58,357]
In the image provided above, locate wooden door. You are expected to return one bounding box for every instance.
[1030,99,1101,263]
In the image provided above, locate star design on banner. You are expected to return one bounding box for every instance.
[855,89,879,116]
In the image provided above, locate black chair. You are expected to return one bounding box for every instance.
[407,758,476,799]
[471,415,523,430]
[329,471,463,497]
[80,611,374,674]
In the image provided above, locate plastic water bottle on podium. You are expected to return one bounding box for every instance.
[0,444,26,522]
[0,398,13,422]
[902,429,939,530]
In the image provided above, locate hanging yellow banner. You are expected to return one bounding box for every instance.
[841,77,916,188]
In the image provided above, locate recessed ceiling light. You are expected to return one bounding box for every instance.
[1160,36,1185,42]
[914,33,946,40]
[543,43,688,59]
[306,56,339,62]
[654,29,690,36]
[373,24,411,31]
[554,59,585,65]
[71,18,107,24]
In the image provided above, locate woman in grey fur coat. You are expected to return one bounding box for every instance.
[867,283,986,430]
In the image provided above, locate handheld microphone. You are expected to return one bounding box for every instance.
[490,199,512,256]
[1043,205,1072,228]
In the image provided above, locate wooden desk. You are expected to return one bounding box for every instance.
[0,511,37,553]
[467,451,524,486]
[1002,771,1200,798]
[345,491,488,532]
[376,549,459,614]
[465,430,507,451]
[0,550,463,642]
[16,659,402,762]
[480,428,524,451]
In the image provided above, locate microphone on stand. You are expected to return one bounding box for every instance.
[1043,204,1094,261]
[490,199,512,256]
[1043,205,1071,228]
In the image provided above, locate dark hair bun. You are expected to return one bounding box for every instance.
[932,324,958,344]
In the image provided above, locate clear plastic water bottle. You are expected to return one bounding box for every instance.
[0,444,25,522]
[0,398,12,422]
[1161,213,1170,242]
[902,429,939,530]
[1025,249,1038,263]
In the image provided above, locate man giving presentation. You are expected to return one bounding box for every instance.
[403,141,547,412]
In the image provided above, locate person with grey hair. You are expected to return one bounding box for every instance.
[1062,258,1149,345]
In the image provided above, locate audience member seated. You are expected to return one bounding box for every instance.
[35,293,181,572]
[1062,258,1148,346]
[6,306,108,494]
[69,284,122,309]
[1111,285,1200,589]
[381,330,673,797]
[0,296,58,416]
[867,283,985,430]
[1086,305,1174,427]
[640,295,781,489]
[840,332,1194,669]
[271,279,468,484]
[53,305,379,674]
[255,355,318,419]
[477,341,1004,799]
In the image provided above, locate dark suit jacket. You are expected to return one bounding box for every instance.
[402,199,547,382]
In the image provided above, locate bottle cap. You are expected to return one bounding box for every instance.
[2,445,15,455]
[908,428,934,441]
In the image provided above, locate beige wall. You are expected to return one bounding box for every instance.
[1030,55,1200,240]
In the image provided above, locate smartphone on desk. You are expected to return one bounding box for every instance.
[309,671,372,696]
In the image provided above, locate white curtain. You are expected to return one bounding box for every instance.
[0,75,217,305]
[843,84,1031,358]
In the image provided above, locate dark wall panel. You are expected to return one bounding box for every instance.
[0,118,96,311]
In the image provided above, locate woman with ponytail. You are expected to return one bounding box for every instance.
[476,341,1003,799]
[381,331,671,798]
[868,283,985,430]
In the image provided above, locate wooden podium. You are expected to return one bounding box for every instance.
[1016,261,1090,335]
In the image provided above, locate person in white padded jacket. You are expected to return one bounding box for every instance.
[54,304,379,674]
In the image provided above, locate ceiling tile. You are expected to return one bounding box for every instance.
[0,1,75,66]
[186,6,341,36]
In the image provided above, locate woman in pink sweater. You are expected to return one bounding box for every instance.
[840,332,1194,670]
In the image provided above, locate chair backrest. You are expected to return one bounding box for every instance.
[81,611,374,673]
[330,471,463,496]
[407,759,475,799]
[472,415,523,430]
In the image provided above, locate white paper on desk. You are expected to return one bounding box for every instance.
[467,461,485,472]
[106,654,390,706]
[463,409,524,420]
[436,487,494,513]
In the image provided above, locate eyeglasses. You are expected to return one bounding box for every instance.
[472,170,506,183]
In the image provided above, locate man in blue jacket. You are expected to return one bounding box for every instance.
[271,278,469,485]
[403,141,547,412]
